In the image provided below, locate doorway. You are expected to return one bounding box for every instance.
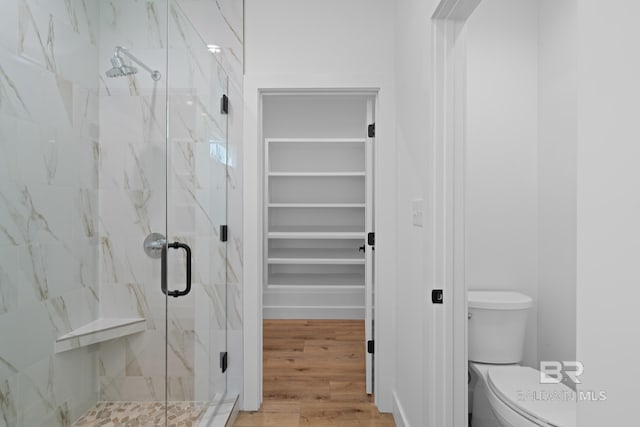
[261,91,376,388]
[432,0,557,426]
[235,90,388,424]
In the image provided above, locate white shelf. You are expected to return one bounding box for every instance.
[267,138,367,143]
[267,284,365,291]
[55,318,146,353]
[269,248,365,264]
[269,226,365,239]
[270,225,364,233]
[269,232,366,239]
[269,203,365,208]
[268,273,365,287]
[268,172,366,177]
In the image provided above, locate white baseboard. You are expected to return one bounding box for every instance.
[263,306,364,319]
[393,390,410,427]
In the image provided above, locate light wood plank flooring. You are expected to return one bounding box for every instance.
[234,320,395,427]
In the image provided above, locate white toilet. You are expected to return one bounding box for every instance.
[468,291,576,427]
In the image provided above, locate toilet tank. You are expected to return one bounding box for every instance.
[468,291,533,364]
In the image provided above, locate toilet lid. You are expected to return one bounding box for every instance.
[468,291,532,310]
[488,366,576,427]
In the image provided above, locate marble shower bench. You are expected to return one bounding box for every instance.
[54,317,146,353]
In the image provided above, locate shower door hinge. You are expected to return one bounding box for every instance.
[220,225,228,242]
[367,340,374,354]
[220,94,229,114]
[367,123,375,138]
[220,351,228,373]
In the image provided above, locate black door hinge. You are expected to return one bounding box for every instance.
[220,94,229,114]
[367,340,374,354]
[220,225,228,242]
[367,232,375,246]
[432,289,443,304]
[220,351,228,373]
[367,123,375,138]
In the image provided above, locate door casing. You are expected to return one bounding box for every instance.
[242,78,396,412]
[431,0,483,425]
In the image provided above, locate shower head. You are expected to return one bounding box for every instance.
[105,47,161,81]
[105,56,138,78]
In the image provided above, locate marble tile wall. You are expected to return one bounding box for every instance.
[96,0,170,403]
[0,0,101,426]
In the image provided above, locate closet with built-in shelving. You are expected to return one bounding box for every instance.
[262,94,375,320]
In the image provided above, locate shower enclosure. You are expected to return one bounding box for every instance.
[0,0,233,425]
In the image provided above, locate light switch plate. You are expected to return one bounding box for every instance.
[412,199,424,227]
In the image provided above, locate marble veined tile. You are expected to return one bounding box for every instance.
[73,189,98,241]
[18,243,63,304]
[72,87,99,140]
[0,373,18,427]
[99,189,164,241]
[0,1,18,54]
[124,141,166,191]
[169,5,207,78]
[99,375,167,402]
[16,1,95,88]
[0,51,32,121]
[99,95,165,146]
[0,48,76,127]
[29,0,98,44]
[18,0,58,72]
[71,141,100,190]
[98,0,167,51]
[0,115,23,183]
[99,282,155,330]
[0,302,58,374]
[0,245,19,316]
[217,0,244,45]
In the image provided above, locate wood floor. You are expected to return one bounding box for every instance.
[234,320,396,427]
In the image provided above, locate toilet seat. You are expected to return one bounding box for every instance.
[487,366,576,427]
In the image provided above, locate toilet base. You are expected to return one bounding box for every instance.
[472,376,503,427]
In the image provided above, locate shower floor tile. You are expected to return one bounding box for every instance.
[72,401,209,427]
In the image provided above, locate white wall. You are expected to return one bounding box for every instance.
[263,95,366,138]
[393,0,437,425]
[576,0,640,424]
[243,0,396,411]
[244,0,394,78]
[537,0,577,368]
[465,0,539,368]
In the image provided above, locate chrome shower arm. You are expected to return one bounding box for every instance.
[114,46,161,81]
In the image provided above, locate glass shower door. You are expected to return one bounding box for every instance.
[164,0,229,420]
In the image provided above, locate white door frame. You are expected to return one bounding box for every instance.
[242,74,396,412]
[431,0,481,425]
[365,97,375,395]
